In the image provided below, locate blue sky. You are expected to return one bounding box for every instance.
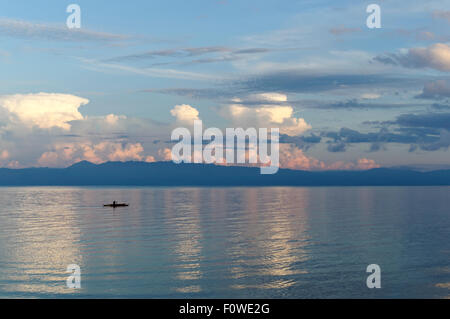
[0,0,449,169]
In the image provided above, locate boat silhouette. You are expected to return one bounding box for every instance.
[104,201,129,208]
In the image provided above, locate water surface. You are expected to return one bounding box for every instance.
[0,186,448,298]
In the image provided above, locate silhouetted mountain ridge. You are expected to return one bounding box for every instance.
[0,161,448,186]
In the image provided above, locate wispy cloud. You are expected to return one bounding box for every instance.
[329,26,361,36]
[79,58,225,81]
[0,18,129,43]
[103,46,290,67]
[432,10,450,23]
[106,46,230,62]
[236,72,402,94]
[314,99,426,110]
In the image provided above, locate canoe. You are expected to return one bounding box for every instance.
[104,203,129,207]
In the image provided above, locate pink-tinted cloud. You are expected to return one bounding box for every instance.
[38,142,149,167]
[280,144,380,171]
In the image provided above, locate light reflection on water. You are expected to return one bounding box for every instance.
[0,186,448,298]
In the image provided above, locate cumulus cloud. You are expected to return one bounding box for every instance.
[37,142,150,167]
[105,113,127,125]
[0,93,88,130]
[0,150,16,167]
[374,43,450,72]
[0,92,172,167]
[158,148,173,161]
[0,150,9,160]
[279,144,379,170]
[170,104,200,125]
[279,144,325,170]
[222,93,311,136]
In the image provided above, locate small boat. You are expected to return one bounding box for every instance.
[104,202,129,208]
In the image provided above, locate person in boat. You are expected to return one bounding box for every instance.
[113,201,116,206]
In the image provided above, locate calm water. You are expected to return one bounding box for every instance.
[0,186,448,298]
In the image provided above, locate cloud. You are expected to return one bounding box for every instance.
[222,93,311,136]
[431,103,450,110]
[37,142,149,167]
[0,149,18,168]
[105,46,278,66]
[0,150,8,160]
[361,93,381,100]
[0,150,15,168]
[327,142,347,153]
[106,47,230,62]
[0,18,128,43]
[237,72,402,94]
[329,26,361,36]
[395,112,450,130]
[326,158,380,170]
[279,144,325,170]
[80,57,220,81]
[324,127,426,145]
[279,133,321,150]
[158,148,173,161]
[432,11,450,23]
[374,43,450,72]
[170,104,200,125]
[143,87,232,100]
[372,112,450,151]
[0,92,171,167]
[417,130,450,151]
[317,98,417,110]
[0,93,88,130]
[104,114,127,125]
[416,80,450,99]
[321,125,446,153]
[279,144,380,171]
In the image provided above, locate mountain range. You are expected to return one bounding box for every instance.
[0,161,449,186]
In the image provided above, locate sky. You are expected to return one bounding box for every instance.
[0,0,449,170]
